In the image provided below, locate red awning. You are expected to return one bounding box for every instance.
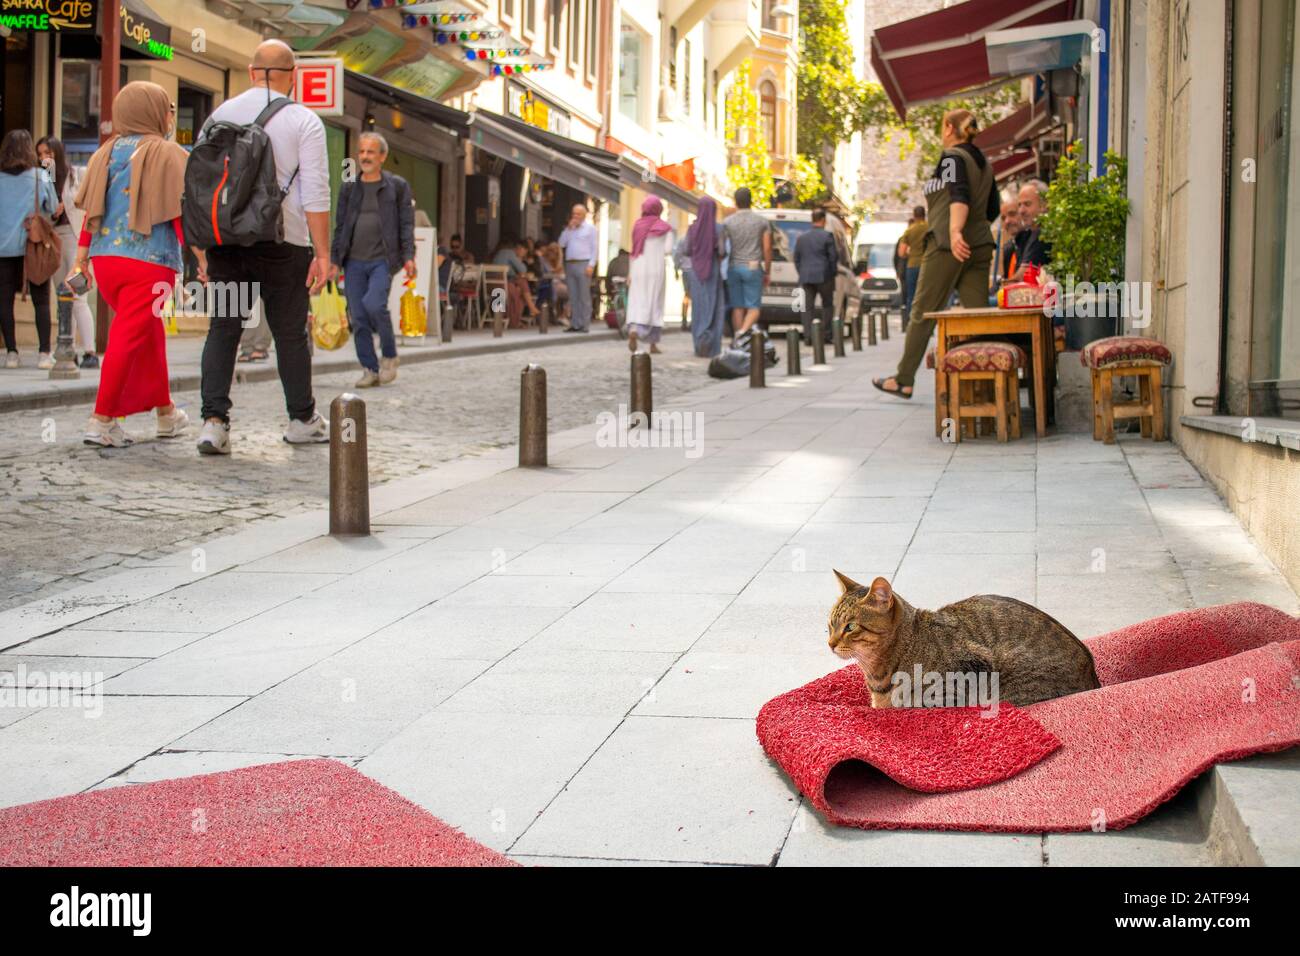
[870,0,1076,118]
[993,150,1038,182]
[975,98,1056,160]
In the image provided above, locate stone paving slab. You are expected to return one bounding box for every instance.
[1,322,1297,866]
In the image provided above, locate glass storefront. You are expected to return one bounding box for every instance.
[1,30,33,137]
[1246,0,1300,418]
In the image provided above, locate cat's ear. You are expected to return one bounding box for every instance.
[868,577,894,609]
[832,569,861,595]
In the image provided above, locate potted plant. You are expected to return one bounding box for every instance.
[1038,143,1130,349]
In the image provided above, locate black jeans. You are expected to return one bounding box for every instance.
[800,279,836,341]
[201,242,315,424]
[0,256,51,353]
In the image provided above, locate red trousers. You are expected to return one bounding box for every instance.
[92,256,176,418]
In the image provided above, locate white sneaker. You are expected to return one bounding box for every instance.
[379,356,399,384]
[355,369,380,388]
[83,416,131,448]
[283,411,330,444]
[156,406,190,438]
[37,352,54,370]
[196,418,231,455]
[4,351,18,369]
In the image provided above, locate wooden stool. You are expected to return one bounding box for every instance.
[940,342,1025,443]
[1081,336,1173,443]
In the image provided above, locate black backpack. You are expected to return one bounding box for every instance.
[182,97,299,250]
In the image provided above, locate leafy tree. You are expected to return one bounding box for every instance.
[797,0,869,189]
[725,59,775,207]
[1038,142,1129,282]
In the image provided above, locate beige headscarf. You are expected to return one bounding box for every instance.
[75,81,189,237]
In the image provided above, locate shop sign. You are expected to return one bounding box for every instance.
[506,83,571,138]
[0,0,97,32]
[120,4,173,61]
[296,59,345,116]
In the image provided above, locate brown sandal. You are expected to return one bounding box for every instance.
[872,377,913,399]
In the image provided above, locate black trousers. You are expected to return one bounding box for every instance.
[800,279,836,341]
[200,242,315,424]
[0,256,51,353]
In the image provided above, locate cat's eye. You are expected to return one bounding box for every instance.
[844,623,856,633]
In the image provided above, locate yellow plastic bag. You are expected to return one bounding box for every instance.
[399,278,427,337]
[311,281,350,351]
[161,294,179,335]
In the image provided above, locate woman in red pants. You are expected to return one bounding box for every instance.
[73,81,191,447]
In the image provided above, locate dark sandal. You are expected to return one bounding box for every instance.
[872,377,913,399]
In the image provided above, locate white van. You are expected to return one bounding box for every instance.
[754,208,861,341]
[853,220,909,313]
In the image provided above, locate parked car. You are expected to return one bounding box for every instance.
[755,208,861,341]
[853,220,909,314]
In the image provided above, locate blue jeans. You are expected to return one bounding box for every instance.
[343,258,396,372]
[902,264,920,329]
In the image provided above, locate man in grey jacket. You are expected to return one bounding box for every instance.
[792,209,842,343]
[330,132,416,387]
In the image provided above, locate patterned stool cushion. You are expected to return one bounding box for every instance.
[940,341,1026,373]
[1080,336,1172,368]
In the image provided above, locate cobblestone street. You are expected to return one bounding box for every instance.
[0,331,708,611]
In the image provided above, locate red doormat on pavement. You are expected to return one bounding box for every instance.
[757,603,1300,832]
[0,758,516,867]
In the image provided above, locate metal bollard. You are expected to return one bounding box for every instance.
[631,351,652,421]
[785,327,801,376]
[538,301,549,334]
[881,309,891,340]
[811,319,826,365]
[492,305,506,338]
[49,284,80,380]
[832,317,846,358]
[519,364,547,467]
[750,327,765,388]
[851,311,863,351]
[867,309,878,346]
[329,393,370,536]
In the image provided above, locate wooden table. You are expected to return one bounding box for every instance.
[924,306,1055,438]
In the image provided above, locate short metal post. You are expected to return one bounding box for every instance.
[50,283,80,380]
[519,364,547,467]
[329,394,369,536]
[867,310,878,346]
[538,300,549,334]
[881,309,890,340]
[750,327,765,388]
[785,327,801,376]
[492,303,506,338]
[833,317,846,357]
[850,311,863,351]
[811,319,826,365]
[631,351,652,421]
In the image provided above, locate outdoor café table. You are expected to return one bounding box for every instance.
[925,305,1056,438]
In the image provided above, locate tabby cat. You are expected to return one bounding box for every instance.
[827,571,1100,709]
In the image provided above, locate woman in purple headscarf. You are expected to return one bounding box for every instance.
[674,195,725,358]
[625,196,675,354]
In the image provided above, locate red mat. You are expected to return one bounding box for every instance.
[757,603,1300,831]
[0,758,516,866]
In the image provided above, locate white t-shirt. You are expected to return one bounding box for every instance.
[203,87,330,249]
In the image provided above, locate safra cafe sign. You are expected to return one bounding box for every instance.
[0,0,97,31]
[120,2,174,61]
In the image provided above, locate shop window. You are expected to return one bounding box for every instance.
[619,20,644,125]
[2,31,33,138]
[760,80,777,152]
[1245,0,1300,418]
[175,84,212,148]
